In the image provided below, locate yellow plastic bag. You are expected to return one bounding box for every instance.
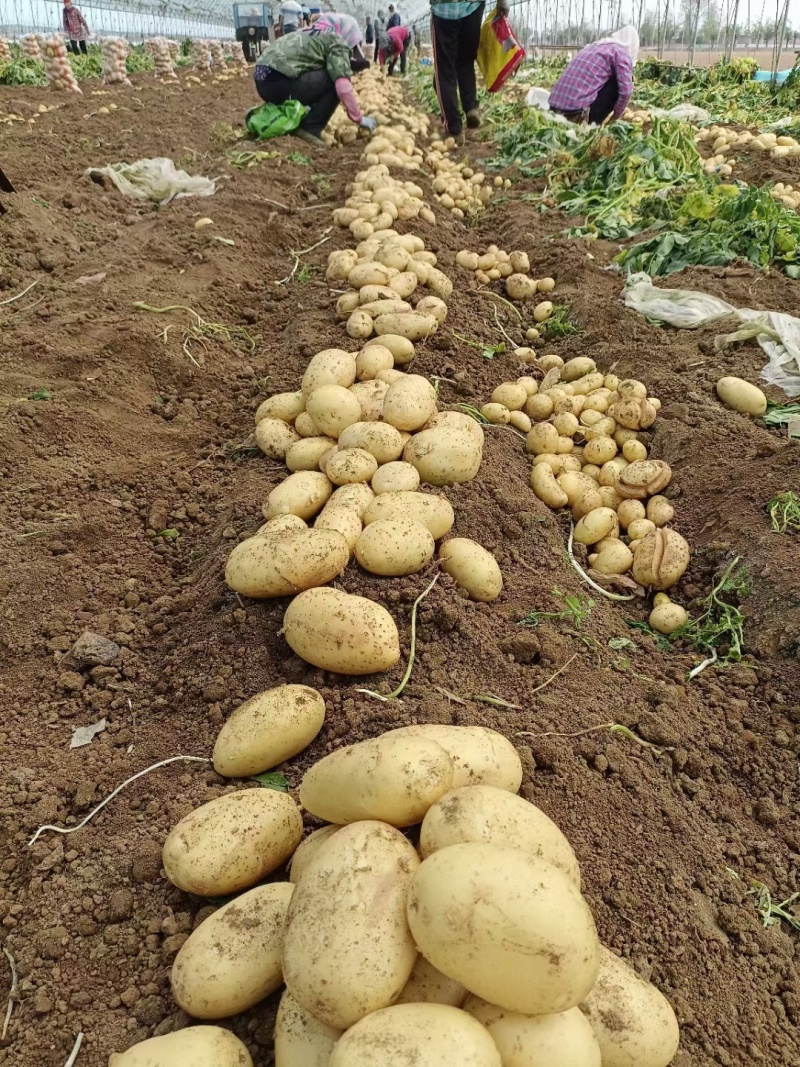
[477,12,525,93]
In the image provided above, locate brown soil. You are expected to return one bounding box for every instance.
[1,71,799,1067]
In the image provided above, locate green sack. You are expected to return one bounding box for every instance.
[245,100,309,140]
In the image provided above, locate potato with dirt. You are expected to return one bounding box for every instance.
[282,587,400,674]
[274,991,343,1067]
[355,517,435,576]
[464,999,601,1067]
[439,538,503,602]
[388,725,522,792]
[108,1027,254,1066]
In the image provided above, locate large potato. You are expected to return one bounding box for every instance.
[225,529,348,599]
[383,374,438,431]
[372,460,420,494]
[407,844,600,1015]
[274,991,343,1067]
[364,490,454,539]
[374,311,438,340]
[356,343,394,380]
[326,447,379,486]
[395,956,467,1008]
[282,821,420,1029]
[300,732,454,825]
[355,518,435,576]
[286,436,337,473]
[365,333,415,364]
[581,946,680,1067]
[108,1027,253,1066]
[425,410,484,446]
[255,390,305,425]
[329,482,374,517]
[404,427,483,486]
[283,587,400,675]
[329,1004,502,1067]
[288,825,342,883]
[338,420,405,463]
[162,789,302,897]
[306,385,362,439]
[213,684,325,777]
[389,725,522,792]
[171,883,293,1018]
[264,471,332,520]
[715,375,767,415]
[464,999,601,1067]
[254,418,300,459]
[440,538,502,602]
[419,786,580,886]
[301,349,357,398]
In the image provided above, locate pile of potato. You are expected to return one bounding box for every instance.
[109,714,680,1066]
[333,164,437,240]
[455,244,556,309]
[425,139,506,218]
[325,66,430,147]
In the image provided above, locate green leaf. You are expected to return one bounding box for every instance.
[157,528,179,540]
[252,771,290,792]
[608,637,635,650]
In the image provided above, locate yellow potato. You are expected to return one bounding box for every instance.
[364,490,454,539]
[420,785,580,886]
[716,375,767,415]
[409,845,599,1015]
[264,471,332,520]
[283,587,400,674]
[573,507,619,545]
[439,538,502,602]
[389,271,420,298]
[365,333,415,364]
[356,344,394,380]
[256,514,307,539]
[383,374,438,431]
[338,420,405,463]
[301,350,357,398]
[225,528,348,598]
[254,417,300,459]
[348,261,392,289]
[646,495,675,526]
[481,402,511,425]
[286,436,337,472]
[162,788,302,896]
[404,426,483,486]
[326,447,379,486]
[356,518,435,576]
[464,999,601,1067]
[388,724,522,793]
[506,273,537,300]
[288,825,342,884]
[616,499,646,529]
[314,503,362,551]
[274,991,343,1067]
[374,311,438,340]
[328,482,375,517]
[649,601,687,634]
[171,883,293,1018]
[108,1027,254,1066]
[372,460,420,494]
[255,390,305,425]
[395,957,467,1007]
[213,684,325,777]
[306,385,362,439]
[283,822,420,1029]
[425,410,484,445]
[531,463,569,508]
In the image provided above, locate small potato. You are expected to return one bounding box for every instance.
[254,417,300,459]
[286,436,337,473]
[283,587,400,674]
[108,1028,254,1067]
[390,271,420,299]
[617,379,647,399]
[627,518,656,541]
[301,349,357,398]
[404,426,482,486]
[534,300,554,322]
[646,495,675,526]
[649,602,688,634]
[583,436,617,465]
[481,402,511,424]
[623,438,648,462]
[395,957,467,1008]
[509,411,532,432]
[514,346,537,364]
[538,353,564,372]
[295,411,317,437]
[288,826,342,884]
[356,518,435,576]
[255,390,305,425]
[526,422,559,455]
[356,344,395,380]
[653,591,672,607]
[171,883,293,1018]
[326,447,379,486]
[326,249,359,280]
[440,538,502,602]
[716,375,767,415]
[274,991,342,1067]
[609,397,658,431]
[372,461,420,494]
[617,499,646,529]
[375,311,438,341]
[306,385,362,439]
[517,375,539,396]
[599,457,629,488]
[365,333,415,364]
[213,685,325,776]
[335,291,360,320]
[553,411,579,437]
[464,1000,601,1067]
[526,394,554,421]
[592,541,634,575]
[531,463,568,508]
[506,273,537,300]
[456,249,479,270]
[492,381,528,410]
[364,490,454,539]
[383,374,438,431]
[162,789,302,897]
[574,507,619,545]
[509,250,530,273]
[338,421,404,464]
[598,485,623,510]
[537,276,556,293]
[264,471,332,520]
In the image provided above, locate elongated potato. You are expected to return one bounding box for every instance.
[375,311,438,341]
[108,1027,254,1066]
[274,991,343,1067]
[404,427,482,486]
[213,685,325,777]
[225,529,349,599]
[329,1004,502,1067]
[408,844,599,1015]
[464,999,601,1067]
[301,350,357,398]
[531,462,569,508]
[364,490,454,539]
[288,825,342,884]
[440,538,502,602]
[356,518,435,576]
[389,725,522,792]
[306,385,362,439]
[420,785,580,886]
[264,471,332,520]
[171,883,294,1018]
[163,789,303,896]
[255,418,301,459]
[255,390,305,425]
[348,261,392,289]
[383,374,438,431]
[716,375,767,415]
[283,587,400,675]
[360,299,413,317]
[365,333,415,364]
[581,946,680,1067]
[283,821,420,1029]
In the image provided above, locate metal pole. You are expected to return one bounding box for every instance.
[773,0,789,76]
[727,0,740,59]
[688,0,702,63]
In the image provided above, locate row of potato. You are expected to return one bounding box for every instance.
[110,699,680,1066]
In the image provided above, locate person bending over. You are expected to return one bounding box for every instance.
[387,24,410,75]
[549,26,638,125]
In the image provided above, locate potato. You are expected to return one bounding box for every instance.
[286,436,337,472]
[408,844,599,1015]
[356,343,394,380]
[622,438,648,462]
[492,381,528,410]
[372,460,420,494]
[593,541,634,575]
[283,587,400,674]
[329,1004,502,1067]
[481,402,510,425]
[616,459,672,499]
[346,308,375,339]
[561,356,596,382]
[506,273,537,300]
[715,375,767,415]
[356,518,435,576]
[363,490,454,538]
[553,411,579,436]
[464,999,601,1067]
[425,410,484,445]
[581,946,680,1067]
[335,291,360,319]
[456,249,479,270]
[538,276,556,293]
[329,482,374,516]
[306,385,362,439]
[526,422,559,455]
[396,957,467,1007]
[256,514,308,539]
[274,991,342,1067]
[288,825,342,884]
[254,418,300,459]
[375,311,438,340]
[383,374,438,431]
[649,601,687,634]
[171,882,293,1018]
[348,261,391,289]
[326,447,379,486]
[616,499,646,529]
[390,271,420,298]
[326,249,359,280]
[225,528,348,599]
[617,378,647,399]
[255,390,305,425]
[632,528,690,590]
[420,785,580,886]
[574,507,619,545]
[404,426,483,486]
[584,436,617,465]
[338,420,404,463]
[294,411,317,437]
[163,789,302,896]
[301,349,357,398]
[509,249,530,273]
[534,300,554,322]
[627,517,656,541]
[359,284,401,305]
[314,504,362,551]
[526,394,554,421]
[390,724,522,793]
[531,463,568,508]
[509,410,532,432]
[439,538,502,602]
[263,472,333,520]
[416,295,448,324]
[108,1027,254,1067]
[365,333,415,365]
[283,822,420,1029]
[213,684,325,777]
[359,299,412,317]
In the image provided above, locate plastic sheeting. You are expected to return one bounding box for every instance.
[623,273,800,397]
[85,157,217,204]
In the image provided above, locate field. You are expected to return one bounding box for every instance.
[1,53,799,1067]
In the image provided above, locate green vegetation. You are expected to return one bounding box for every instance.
[286,151,310,166]
[675,557,750,665]
[252,771,290,792]
[750,881,800,932]
[521,589,594,632]
[761,400,800,428]
[28,387,52,401]
[767,491,800,533]
[542,304,580,338]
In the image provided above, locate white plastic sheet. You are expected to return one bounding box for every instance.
[85,158,217,205]
[623,273,800,396]
[649,103,711,123]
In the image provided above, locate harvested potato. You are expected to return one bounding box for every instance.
[464,999,601,1067]
[335,291,360,319]
[326,249,359,281]
[328,482,374,516]
[389,724,521,793]
[617,499,646,529]
[364,490,454,538]
[526,394,555,420]
[329,1004,502,1067]
[338,420,405,463]
[375,311,438,340]
[531,463,569,508]
[224,529,349,599]
[632,528,690,590]
[254,418,300,459]
[574,507,619,544]
[356,518,435,576]
[509,410,532,432]
[213,685,325,777]
[314,504,362,551]
[288,825,341,884]
[108,1027,254,1066]
[416,295,448,324]
[274,991,343,1067]
[286,436,337,472]
[420,785,580,885]
[389,271,419,298]
[404,425,483,485]
[349,261,391,289]
[506,273,537,300]
[356,344,395,380]
[326,447,379,486]
[493,382,528,410]
[171,883,293,1018]
[294,411,317,437]
[372,460,420,494]
[396,957,467,1007]
[346,309,374,340]
[646,495,675,526]
[162,789,302,896]
[255,390,305,425]
[425,410,484,445]
[383,374,438,431]
[256,514,308,539]
[301,350,357,398]
[716,375,767,416]
[561,357,596,382]
[581,946,680,1067]
[359,299,412,318]
[509,250,530,273]
[306,385,362,439]
[283,822,420,1029]
[534,300,554,322]
[350,379,388,422]
[592,541,634,575]
[527,422,559,455]
[481,402,511,425]
[440,538,502,602]
[366,333,415,364]
[627,518,656,541]
[615,460,672,499]
[283,587,400,674]
[456,250,480,270]
[408,844,599,1015]
[649,601,687,634]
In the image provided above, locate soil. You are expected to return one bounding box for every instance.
[1,69,799,1067]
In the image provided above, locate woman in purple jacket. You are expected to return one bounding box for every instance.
[549,26,639,126]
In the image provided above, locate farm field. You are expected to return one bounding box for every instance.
[0,50,799,1067]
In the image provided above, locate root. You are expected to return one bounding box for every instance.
[2,946,18,1041]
